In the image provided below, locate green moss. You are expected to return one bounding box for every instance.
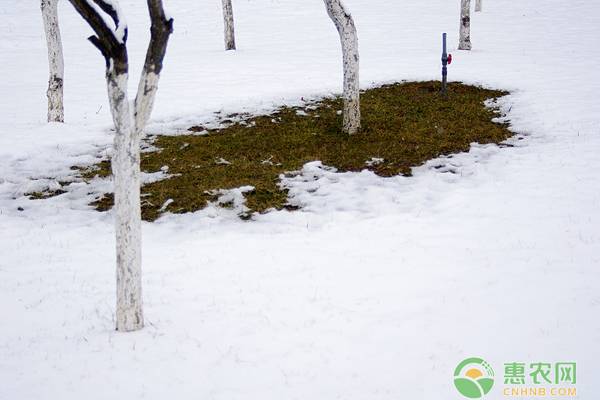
[80,81,511,221]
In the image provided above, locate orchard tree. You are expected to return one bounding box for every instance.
[458,0,472,50]
[475,0,482,12]
[41,0,64,122]
[222,0,235,50]
[323,0,360,135]
[67,0,173,332]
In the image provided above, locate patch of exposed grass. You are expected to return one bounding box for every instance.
[79,81,511,221]
[26,189,67,200]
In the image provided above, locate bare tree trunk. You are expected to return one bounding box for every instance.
[475,0,482,12]
[68,0,172,332]
[41,0,64,122]
[222,0,236,50]
[459,0,472,50]
[323,0,360,135]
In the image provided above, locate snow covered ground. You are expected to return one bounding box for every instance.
[1,0,599,399]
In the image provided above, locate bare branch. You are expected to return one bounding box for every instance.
[91,0,128,42]
[143,0,174,75]
[133,0,173,131]
[67,0,128,73]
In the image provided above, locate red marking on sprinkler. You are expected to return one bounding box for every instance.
[447,54,453,64]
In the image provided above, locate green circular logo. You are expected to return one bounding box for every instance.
[453,357,495,398]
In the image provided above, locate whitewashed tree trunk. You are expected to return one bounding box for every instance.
[222,0,236,50]
[323,0,360,135]
[459,0,472,50]
[106,70,144,332]
[68,0,173,332]
[475,0,482,12]
[41,0,64,122]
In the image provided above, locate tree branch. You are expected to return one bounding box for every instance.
[91,0,128,43]
[133,0,173,132]
[67,0,128,73]
[143,0,174,75]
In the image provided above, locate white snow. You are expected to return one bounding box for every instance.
[158,198,173,212]
[365,157,384,167]
[1,0,599,399]
[208,185,255,216]
[215,157,232,166]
